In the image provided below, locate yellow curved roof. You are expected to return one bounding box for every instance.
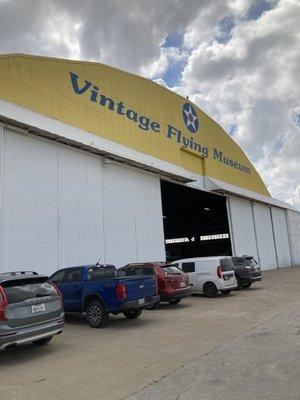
[0,53,269,196]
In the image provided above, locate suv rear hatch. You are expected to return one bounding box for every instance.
[220,258,236,285]
[243,257,261,277]
[161,265,189,289]
[1,276,62,328]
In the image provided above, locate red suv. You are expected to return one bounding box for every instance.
[118,262,191,308]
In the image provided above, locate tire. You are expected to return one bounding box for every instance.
[123,308,142,319]
[32,336,52,346]
[146,302,159,310]
[86,300,109,328]
[168,298,182,305]
[243,282,252,289]
[203,282,218,298]
[221,290,231,295]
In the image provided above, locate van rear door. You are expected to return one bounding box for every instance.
[220,258,236,286]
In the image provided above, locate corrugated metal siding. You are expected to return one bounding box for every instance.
[287,210,300,266]
[228,197,258,259]
[0,127,165,275]
[271,207,292,267]
[252,204,277,270]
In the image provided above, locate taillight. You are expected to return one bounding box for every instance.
[0,285,8,321]
[116,283,126,301]
[51,282,63,306]
[217,266,222,279]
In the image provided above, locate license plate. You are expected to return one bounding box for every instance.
[31,303,46,314]
[138,298,145,305]
[180,282,186,287]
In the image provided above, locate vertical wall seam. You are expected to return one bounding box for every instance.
[100,161,106,262]
[251,202,260,264]
[131,170,138,262]
[226,196,235,255]
[269,207,279,269]
[0,125,4,271]
[285,209,295,267]
[56,145,60,268]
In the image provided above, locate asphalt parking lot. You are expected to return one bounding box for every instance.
[1,267,300,400]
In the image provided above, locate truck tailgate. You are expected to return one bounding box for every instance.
[122,276,157,301]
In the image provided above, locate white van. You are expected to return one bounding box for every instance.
[173,256,237,297]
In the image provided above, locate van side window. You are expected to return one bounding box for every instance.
[181,262,195,273]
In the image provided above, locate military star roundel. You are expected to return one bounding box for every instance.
[182,102,199,133]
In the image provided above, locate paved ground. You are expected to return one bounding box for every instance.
[0,267,299,400]
[126,306,300,400]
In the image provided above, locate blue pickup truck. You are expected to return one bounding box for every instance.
[50,264,159,328]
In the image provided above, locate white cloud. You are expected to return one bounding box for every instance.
[180,0,300,208]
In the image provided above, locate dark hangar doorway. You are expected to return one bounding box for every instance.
[161,180,232,262]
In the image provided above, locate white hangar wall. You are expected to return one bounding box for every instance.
[228,196,294,270]
[287,210,300,266]
[0,127,165,275]
[0,124,298,276]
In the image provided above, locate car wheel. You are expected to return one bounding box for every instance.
[168,298,181,305]
[203,282,218,298]
[221,290,231,295]
[243,282,252,289]
[86,301,109,328]
[123,308,143,319]
[32,336,53,346]
[146,302,159,310]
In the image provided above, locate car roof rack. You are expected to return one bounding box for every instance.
[1,271,39,276]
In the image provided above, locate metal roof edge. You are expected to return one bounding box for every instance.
[204,176,295,211]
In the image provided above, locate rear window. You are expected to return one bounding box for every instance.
[161,266,184,275]
[220,259,234,271]
[118,267,155,277]
[87,266,117,280]
[231,257,245,266]
[2,279,57,304]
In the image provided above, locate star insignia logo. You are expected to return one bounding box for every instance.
[182,102,199,133]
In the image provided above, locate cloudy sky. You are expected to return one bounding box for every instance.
[0,0,299,208]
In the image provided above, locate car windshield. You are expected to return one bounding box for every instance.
[220,259,234,271]
[2,278,57,304]
[161,266,184,275]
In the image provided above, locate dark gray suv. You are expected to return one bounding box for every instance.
[0,271,64,350]
[231,256,262,289]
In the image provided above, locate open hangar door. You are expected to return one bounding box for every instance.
[161,180,232,262]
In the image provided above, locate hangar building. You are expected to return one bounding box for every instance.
[0,54,299,275]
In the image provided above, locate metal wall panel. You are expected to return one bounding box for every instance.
[287,210,300,266]
[0,129,59,274]
[57,146,105,267]
[0,128,165,274]
[270,207,292,267]
[252,204,277,270]
[228,197,258,259]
